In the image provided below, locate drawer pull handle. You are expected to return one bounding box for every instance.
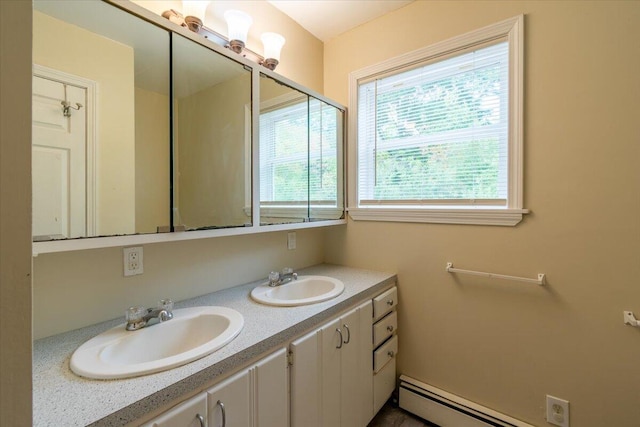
[387,325,394,332]
[217,400,226,427]
[388,350,395,358]
[387,299,394,306]
[343,324,351,344]
[336,328,343,349]
[196,413,205,427]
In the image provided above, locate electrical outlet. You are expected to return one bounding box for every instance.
[123,246,143,277]
[546,395,569,427]
[287,231,296,250]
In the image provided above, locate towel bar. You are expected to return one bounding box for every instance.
[446,262,546,285]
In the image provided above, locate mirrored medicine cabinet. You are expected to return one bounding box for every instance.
[31,0,346,254]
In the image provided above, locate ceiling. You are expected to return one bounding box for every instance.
[267,0,414,42]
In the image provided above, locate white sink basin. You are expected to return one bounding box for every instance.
[70,306,244,380]
[251,275,345,306]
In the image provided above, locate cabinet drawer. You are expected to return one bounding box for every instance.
[373,335,398,373]
[373,286,397,321]
[373,311,397,348]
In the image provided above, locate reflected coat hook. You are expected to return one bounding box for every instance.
[61,100,83,117]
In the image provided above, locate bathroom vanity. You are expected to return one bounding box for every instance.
[32,265,397,426]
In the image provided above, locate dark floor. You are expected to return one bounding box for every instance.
[368,399,437,427]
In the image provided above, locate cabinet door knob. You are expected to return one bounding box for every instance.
[388,350,395,358]
[217,400,226,427]
[343,324,351,344]
[387,299,394,306]
[196,413,205,427]
[336,328,343,349]
[387,325,394,332]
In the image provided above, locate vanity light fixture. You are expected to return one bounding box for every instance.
[260,32,286,70]
[181,0,209,33]
[224,10,253,54]
[161,4,285,70]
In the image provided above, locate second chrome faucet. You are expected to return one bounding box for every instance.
[268,267,298,287]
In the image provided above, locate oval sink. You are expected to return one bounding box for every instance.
[70,306,244,380]
[251,275,345,306]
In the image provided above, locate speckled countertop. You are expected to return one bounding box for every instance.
[33,264,396,427]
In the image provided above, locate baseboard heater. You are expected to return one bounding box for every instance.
[399,375,534,427]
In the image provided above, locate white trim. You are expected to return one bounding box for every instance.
[348,207,528,226]
[33,64,98,236]
[347,15,525,226]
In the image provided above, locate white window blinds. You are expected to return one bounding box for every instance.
[260,100,309,203]
[357,40,509,207]
[259,98,338,205]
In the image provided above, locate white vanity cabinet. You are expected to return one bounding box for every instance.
[145,348,288,427]
[142,393,207,427]
[290,299,375,427]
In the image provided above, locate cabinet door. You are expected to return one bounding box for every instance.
[320,317,342,426]
[254,348,288,427]
[290,329,321,427]
[143,393,206,427]
[339,308,360,426]
[356,300,374,425]
[208,370,251,427]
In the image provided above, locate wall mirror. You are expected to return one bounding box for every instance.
[32,0,170,241]
[172,34,252,231]
[259,74,344,225]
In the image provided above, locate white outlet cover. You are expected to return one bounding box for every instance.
[546,395,569,427]
[287,231,296,250]
[123,246,144,277]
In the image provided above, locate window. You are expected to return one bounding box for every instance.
[349,16,526,226]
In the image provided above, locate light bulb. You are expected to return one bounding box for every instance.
[224,10,253,53]
[182,0,209,19]
[261,32,285,70]
[181,1,209,32]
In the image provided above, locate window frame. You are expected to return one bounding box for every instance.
[347,15,527,226]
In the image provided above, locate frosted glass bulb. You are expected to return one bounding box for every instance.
[261,32,285,61]
[224,10,253,44]
[182,0,209,19]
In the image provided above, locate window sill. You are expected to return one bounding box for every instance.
[347,207,529,226]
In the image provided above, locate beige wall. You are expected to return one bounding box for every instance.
[324,1,640,426]
[135,88,170,233]
[0,1,32,425]
[33,11,136,236]
[33,228,326,338]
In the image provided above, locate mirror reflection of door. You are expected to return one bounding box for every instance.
[32,71,91,240]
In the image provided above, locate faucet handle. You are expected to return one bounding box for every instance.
[282,267,293,275]
[269,271,280,284]
[125,306,146,324]
[159,299,174,313]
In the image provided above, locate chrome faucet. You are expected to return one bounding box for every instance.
[125,299,174,331]
[268,267,298,287]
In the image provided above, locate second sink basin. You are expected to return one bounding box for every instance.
[251,275,345,306]
[70,306,244,380]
